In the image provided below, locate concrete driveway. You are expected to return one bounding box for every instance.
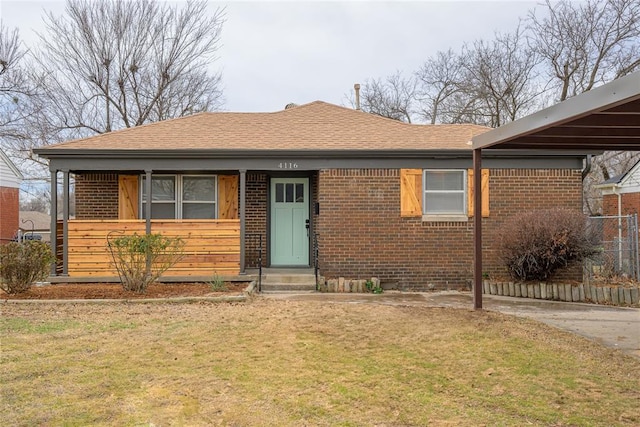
[263,291,640,359]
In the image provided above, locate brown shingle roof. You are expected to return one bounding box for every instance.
[41,101,490,152]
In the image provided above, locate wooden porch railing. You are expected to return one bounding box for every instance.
[58,219,240,277]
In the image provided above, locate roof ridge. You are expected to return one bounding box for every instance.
[283,101,492,130]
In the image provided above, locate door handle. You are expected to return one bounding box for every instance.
[305,219,310,237]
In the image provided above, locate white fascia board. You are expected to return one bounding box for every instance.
[0,149,24,181]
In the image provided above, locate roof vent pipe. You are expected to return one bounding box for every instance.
[354,83,361,110]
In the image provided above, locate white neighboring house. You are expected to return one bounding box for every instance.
[0,150,24,243]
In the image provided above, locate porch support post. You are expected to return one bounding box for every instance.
[144,170,152,276]
[473,148,483,310]
[49,169,58,276]
[239,169,246,274]
[144,170,152,235]
[62,170,70,276]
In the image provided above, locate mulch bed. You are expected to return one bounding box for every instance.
[1,282,249,300]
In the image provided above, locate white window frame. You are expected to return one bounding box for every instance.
[422,169,468,222]
[141,174,218,219]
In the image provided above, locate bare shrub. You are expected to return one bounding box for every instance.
[0,241,56,294]
[498,208,598,281]
[107,233,185,293]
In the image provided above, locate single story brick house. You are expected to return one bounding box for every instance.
[0,149,23,244]
[34,101,586,289]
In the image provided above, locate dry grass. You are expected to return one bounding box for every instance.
[1,298,639,426]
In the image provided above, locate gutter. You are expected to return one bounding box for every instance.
[582,154,592,181]
[32,147,594,160]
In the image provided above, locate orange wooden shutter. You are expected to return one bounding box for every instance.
[218,175,239,219]
[400,169,423,217]
[467,169,490,217]
[118,175,139,219]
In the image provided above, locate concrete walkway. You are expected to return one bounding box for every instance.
[263,291,640,359]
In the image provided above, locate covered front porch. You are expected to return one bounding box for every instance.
[48,164,319,282]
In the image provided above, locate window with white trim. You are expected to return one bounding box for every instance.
[423,170,466,215]
[141,174,217,219]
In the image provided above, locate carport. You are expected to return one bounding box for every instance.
[471,70,640,309]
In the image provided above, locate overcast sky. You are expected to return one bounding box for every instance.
[1,0,540,112]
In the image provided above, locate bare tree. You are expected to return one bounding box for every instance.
[356,71,417,123]
[459,27,543,127]
[4,0,225,182]
[415,49,465,124]
[0,23,22,129]
[0,23,34,142]
[20,188,51,214]
[529,0,640,102]
[36,0,224,134]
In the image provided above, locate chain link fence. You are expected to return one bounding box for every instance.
[585,214,640,283]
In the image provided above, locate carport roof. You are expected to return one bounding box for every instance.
[472,70,640,151]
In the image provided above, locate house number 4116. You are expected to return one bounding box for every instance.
[278,162,298,169]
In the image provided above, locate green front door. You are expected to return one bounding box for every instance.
[270,178,309,266]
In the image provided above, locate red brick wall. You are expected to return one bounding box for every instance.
[0,186,19,243]
[602,192,640,217]
[316,168,583,289]
[245,173,268,267]
[74,173,118,219]
[73,168,583,286]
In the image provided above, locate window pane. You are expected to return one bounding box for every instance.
[426,171,463,191]
[425,193,464,214]
[151,203,176,219]
[275,183,284,203]
[295,183,304,203]
[151,177,176,201]
[183,203,216,219]
[183,176,215,201]
[285,183,294,202]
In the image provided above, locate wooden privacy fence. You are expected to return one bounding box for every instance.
[59,219,240,277]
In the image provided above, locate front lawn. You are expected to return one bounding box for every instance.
[1,299,638,426]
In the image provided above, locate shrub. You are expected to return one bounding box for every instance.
[107,233,185,293]
[498,208,598,281]
[208,272,227,291]
[0,241,56,294]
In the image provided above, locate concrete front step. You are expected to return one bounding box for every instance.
[262,282,316,293]
[255,268,317,293]
[262,274,315,284]
[261,289,316,293]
